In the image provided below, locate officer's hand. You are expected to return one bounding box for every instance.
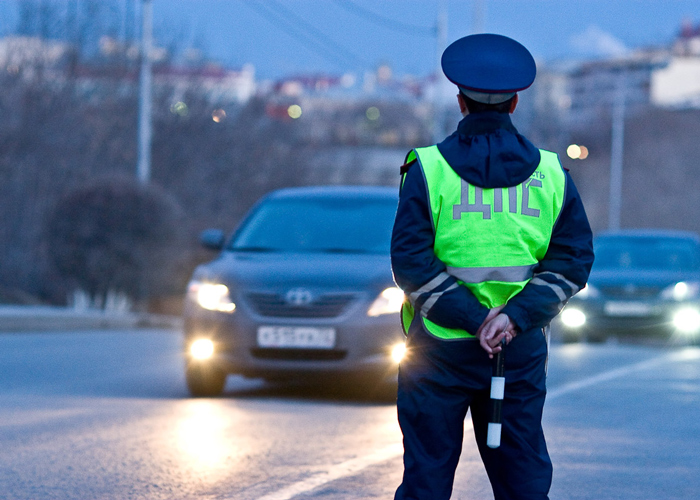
[478,313,516,358]
[476,305,505,338]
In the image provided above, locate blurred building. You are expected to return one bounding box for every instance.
[533,20,700,128]
[264,65,433,148]
[0,36,71,80]
[534,50,668,128]
[0,35,256,105]
[651,20,700,108]
[271,64,428,102]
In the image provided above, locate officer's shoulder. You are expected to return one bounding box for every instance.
[400,158,417,176]
[537,148,571,173]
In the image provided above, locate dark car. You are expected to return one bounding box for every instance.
[182,186,406,396]
[558,229,700,343]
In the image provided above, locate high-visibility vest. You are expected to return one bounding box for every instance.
[401,145,566,339]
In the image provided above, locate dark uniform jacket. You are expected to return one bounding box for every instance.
[391,111,594,335]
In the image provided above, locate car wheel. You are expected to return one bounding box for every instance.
[185,363,227,397]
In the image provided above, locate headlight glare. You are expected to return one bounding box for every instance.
[575,283,600,300]
[188,281,236,313]
[661,281,700,301]
[190,338,215,360]
[561,308,586,328]
[368,287,404,317]
[391,342,407,363]
[672,307,700,333]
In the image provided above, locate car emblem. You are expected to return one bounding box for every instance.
[285,288,314,306]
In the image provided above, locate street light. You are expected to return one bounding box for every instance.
[608,72,626,231]
[137,0,153,184]
[567,144,581,159]
[566,144,589,160]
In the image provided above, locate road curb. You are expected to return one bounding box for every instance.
[0,306,182,332]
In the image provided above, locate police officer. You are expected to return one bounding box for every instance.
[391,34,594,500]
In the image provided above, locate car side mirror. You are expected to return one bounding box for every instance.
[200,229,225,251]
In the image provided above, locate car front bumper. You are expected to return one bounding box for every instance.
[183,301,405,380]
[558,299,700,341]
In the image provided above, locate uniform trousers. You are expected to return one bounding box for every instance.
[394,322,552,500]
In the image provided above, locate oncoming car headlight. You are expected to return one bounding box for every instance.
[661,281,700,301]
[188,281,236,313]
[367,287,404,317]
[672,307,700,334]
[391,342,407,363]
[561,307,586,328]
[190,338,215,360]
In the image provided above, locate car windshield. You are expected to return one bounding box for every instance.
[230,196,397,254]
[594,236,700,271]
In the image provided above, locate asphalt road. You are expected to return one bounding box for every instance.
[0,329,698,500]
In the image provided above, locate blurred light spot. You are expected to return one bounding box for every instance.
[212,109,226,123]
[674,281,690,300]
[280,82,303,97]
[177,401,229,470]
[561,307,586,327]
[578,145,589,159]
[366,106,380,121]
[379,130,399,145]
[170,101,189,117]
[391,342,407,363]
[288,104,302,119]
[367,286,404,316]
[99,36,119,56]
[341,73,356,88]
[190,339,215,360]
[567,144,582,159]
[673,307,700,334]
[377,64,392,82]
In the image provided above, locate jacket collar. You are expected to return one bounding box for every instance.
[456,111,518,138]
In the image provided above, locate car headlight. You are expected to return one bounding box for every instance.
[188,281,236,313]
[561,307,586,328]
[661,281,700,301]
[190,338,215,359]
[391,342,407,363]
[367,287,405,317]
[672,307,700,333]
[575,283,600,300]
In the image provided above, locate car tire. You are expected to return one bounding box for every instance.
[185,363,227,397]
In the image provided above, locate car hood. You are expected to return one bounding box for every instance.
[192,251,394,292]
[588,268,700,288]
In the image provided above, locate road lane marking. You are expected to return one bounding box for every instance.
[255,442,404,500]
[546,349,695,401]
[255,349,698,500]
[253,420,475,500]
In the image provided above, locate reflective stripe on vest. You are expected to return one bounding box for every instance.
[401,146,566,340]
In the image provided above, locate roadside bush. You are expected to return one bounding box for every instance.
[44,177,187,310]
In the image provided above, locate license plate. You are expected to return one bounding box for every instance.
[604,301,654,317]
[257,326,336,349]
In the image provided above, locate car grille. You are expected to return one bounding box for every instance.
[599,285,662,299]
[250,348,347,361]
[244,293,356,318]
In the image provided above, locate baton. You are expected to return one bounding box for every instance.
[487,339,506,449]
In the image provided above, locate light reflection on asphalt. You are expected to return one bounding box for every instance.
[175,400,234,471]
